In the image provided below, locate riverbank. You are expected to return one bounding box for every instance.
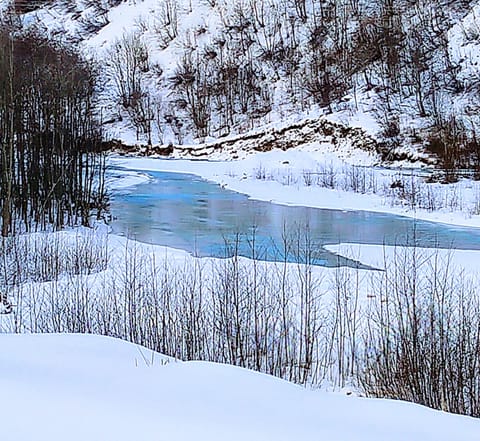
[109,150,480,229]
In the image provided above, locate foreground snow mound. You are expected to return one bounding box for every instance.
[0,334,478,441]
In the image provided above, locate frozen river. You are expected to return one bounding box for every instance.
[109,168,480,267]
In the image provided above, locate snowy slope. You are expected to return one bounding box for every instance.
[449,3,480,97]
[1,0,478,163]
[1,333,479,441]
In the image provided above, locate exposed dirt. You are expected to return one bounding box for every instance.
[107,117,434,164]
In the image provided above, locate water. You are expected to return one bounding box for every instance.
[108,168,480,267]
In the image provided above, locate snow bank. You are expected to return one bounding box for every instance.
[1,333,479,441]
[326,243,480,278]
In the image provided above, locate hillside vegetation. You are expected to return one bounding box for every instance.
[0,0,480,168]
[2,0,480,168]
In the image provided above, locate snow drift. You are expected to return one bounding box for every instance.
[0,333,479,441]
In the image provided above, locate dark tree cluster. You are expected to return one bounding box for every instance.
[0,27,106,236]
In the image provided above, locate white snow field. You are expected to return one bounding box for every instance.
[1,333,479,441]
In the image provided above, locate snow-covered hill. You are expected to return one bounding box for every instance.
[1,333,479,441]
[3,0,480,165]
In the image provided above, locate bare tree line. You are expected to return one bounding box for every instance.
[1,229,479,417]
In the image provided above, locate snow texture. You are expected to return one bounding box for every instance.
[1,333,479,441]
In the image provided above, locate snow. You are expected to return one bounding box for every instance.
[326,243,480,278]
[106,167,152,189]
[324,90,382,137]
[1,333,479,441]
[449,4,480,92]
[109,151,480,229]
[1,2,480,435]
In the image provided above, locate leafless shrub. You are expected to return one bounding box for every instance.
[254,164,266,180]
[361,246,480,417]
[316,163,336,189]
[170,54,212,139]
[154,0,179,49]
[302,169,313,186]
[108,32,149,110]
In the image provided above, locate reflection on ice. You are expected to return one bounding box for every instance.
[108,169,480,267]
